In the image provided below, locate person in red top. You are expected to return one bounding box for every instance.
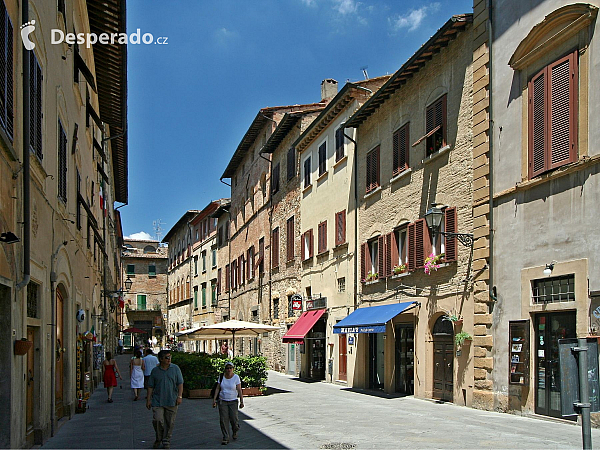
[102,351,122,403]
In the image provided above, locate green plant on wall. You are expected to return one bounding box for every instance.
[454,331,472,347]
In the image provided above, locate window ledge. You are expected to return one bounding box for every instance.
[316,250,329,257]
[333,155,348,169]
[302,184,313,194]
[333,242,348,250]
[317,171,328,183]
[391,272,410,279]
[364,186,382,199]
[422,144,451,164]
[390,168,412,184]
[364,279,381,285]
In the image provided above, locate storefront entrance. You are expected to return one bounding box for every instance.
[307,318,326,380]
[432,316,453,402]
[56,289,64,419]
[338,334,347,381]
[369,333,384,390]
[395,325,414,394]
[535,312,576,418]
[287,343,296,375]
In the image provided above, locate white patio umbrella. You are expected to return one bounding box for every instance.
[185,320,279,356]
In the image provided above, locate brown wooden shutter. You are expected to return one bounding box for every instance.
[384,233,392,277]
[225,265,230,291]
[335,211,346,247]
[217,268,222,294]
[415,219,426,268]
[287,217,294,261]
[335,128,344,161]
[361,242,368,281]
[549,51,577,169]
[272,228,279,268]
[308,229,314,258]
[241,254,245,284]
[375,146,380,187]
[318,142,327,175]
[287,147,295,181]
[378,235,385,277]
[302,231,306,260]
[408,223,416,271]
[444,207,457,262]
[366,150,372,192]
[393,124,409,176]
[390,231,399,271]
[528,68,546,178]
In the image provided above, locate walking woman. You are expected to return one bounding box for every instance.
[130,349,145,400]
[212,361,244,445]
[102,351,122,403]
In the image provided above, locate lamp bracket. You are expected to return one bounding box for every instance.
[438,231,474,248]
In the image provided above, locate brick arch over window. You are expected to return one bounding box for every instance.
[509,3,598,70]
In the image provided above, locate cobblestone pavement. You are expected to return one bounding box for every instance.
[41,354,600,449]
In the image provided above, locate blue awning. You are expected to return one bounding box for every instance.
[333,301,417,334]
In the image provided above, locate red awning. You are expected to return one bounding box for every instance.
[282,309,326,343]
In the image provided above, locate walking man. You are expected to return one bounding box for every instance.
[146,350,183,449]
[117,337,123,355]
[143,348,159,389]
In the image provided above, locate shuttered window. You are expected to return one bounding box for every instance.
[76,170,81,229]
[272,227,280,269]
[303,157,311,188]
[425,95,446,157]
[335,210,346,247]
[0,4,13,140]
[317,221,327,254]
[225,264,230,291]
[528,51,578,178]
[58,120,67,203]
[335,127,345,161]
[30,53,43,159]
[407,219,430,270]
[258,237,265,274]
[271,162,280,194]
[393,123,409,176]
[444,207,458,262]
[366,146,380,193]
[360,239,380,282]
[287,147,295,180]
[318,141,327,176]
[286,216,294,261]
[217,268,222,294]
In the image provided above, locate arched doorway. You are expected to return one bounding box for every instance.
[432,315,453,402]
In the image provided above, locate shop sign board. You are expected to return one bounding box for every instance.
[291,294,302,311]
[348,336,355,345]
[334,325,385,334]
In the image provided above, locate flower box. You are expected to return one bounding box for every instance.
[188,389,211,398]
[242,387,263,397]
[14,339,33,356]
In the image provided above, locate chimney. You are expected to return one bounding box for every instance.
[321,79,338,101]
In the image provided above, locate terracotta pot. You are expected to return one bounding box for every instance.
[188,389,211,398]
[14,339,33,355]
[242,387,263,397]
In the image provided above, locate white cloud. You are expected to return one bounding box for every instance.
[390,3,441,32]
[214,27,239,46]
[125,231,153,241]
[300,0,317,6]
[333,0,358,15]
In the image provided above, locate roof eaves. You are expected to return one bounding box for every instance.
[344,14,472,129]
[161,210,201,243]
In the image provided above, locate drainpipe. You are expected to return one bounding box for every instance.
[17,0,30,291]
[487,0,495,306]
[342,128,358,311]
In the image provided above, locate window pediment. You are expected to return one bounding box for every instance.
[509,3,597,70]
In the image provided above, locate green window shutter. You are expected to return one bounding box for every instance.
[148,264,156,276]
[127,264,135,275]
[137,295,146,310]
[202,286,206,307]
[211,283,217,305]
[194,288,198,308]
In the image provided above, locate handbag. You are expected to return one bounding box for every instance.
[210,374,224,400]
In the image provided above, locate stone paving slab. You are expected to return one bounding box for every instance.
[41,355,600,449]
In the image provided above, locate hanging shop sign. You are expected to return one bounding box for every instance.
[291,294,303,311]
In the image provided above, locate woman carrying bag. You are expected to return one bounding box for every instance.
[102,351,122,403]
[212,361,244,445]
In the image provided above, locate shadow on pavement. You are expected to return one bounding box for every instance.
[263,386,291,395]
[340,387,413,399]
[289,378,320,384]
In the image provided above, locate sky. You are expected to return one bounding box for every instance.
[121,0,473,241]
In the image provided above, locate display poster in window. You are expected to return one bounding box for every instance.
[93,343,104,370]
[509,320,530,386]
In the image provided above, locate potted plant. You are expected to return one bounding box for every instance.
[443,312,463,326]
[424,253,445,274]
[455,331,472,347]
[393,264,408,275]
[14,338,33,355]
[366,271,379,282]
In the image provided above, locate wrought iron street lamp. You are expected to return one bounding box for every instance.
[124,276,133,291]
[424,203,474,248]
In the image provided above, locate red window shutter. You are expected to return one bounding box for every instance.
[287,217,294,261]
[549,52,577,169]
[528,69,546,178]
[384,233,393,277]
[335,211,346,247]
[390,231,399,271]
[272,228,279,268]
[361,242,369,281]
[225,265,230,291]
[246,248,250,279]
[378,235,385,277]
[302,231,306,260]
[441,94,447,146]
[366,150,373,192]
[375,146,380,187]
[241,254,245,284]
[408,223,416,271]
[309,229,314,257]
[393,124,409,176]
[415,218,428,268]
[444,207,457,262]
[217,268,222,294]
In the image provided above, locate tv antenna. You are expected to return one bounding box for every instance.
[360,66,369,80]
[153,219,165,242]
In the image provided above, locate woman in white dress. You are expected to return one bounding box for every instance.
[130,349,145,400]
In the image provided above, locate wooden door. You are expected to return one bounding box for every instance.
[338,334,347,381]
[395,325,414,394]
[56,290,64,419]
[433,335,453,402]
[26,327,35,439]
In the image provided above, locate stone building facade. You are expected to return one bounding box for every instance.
[0,0,127,446]
[163,210,199,349]
[260,105,326,374]
[295,77,390,383]
[486,0,600,420]
[121,239,167,348]
[344,15,474,402]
